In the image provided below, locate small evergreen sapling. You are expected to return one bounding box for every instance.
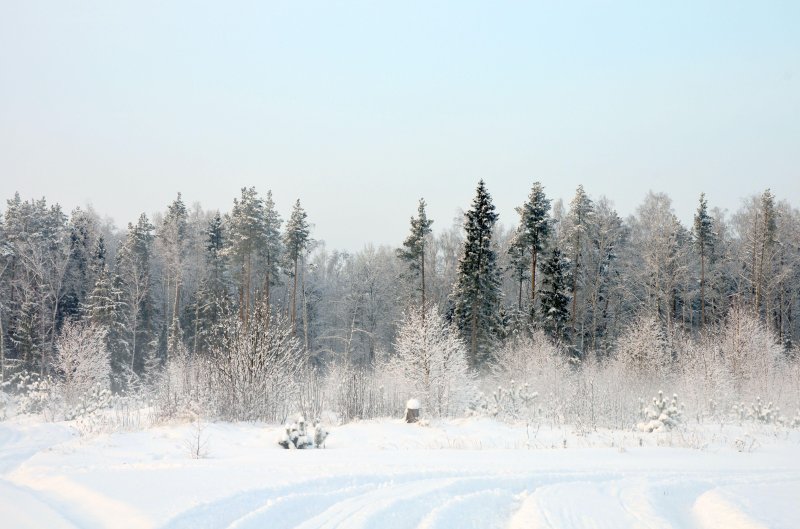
[470,380,538,421]
[637,391,683,433]
[278,416,328,449]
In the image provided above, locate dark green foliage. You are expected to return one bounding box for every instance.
[397,198,433,308]
[452,180,503,368]
[539,247,570,342]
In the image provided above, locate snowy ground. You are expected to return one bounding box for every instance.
[1,417,799,529]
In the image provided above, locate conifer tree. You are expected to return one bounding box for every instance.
[284,199,310,331]
[227,187,266,326]
[159,194,189,361]
[261,190,283,310]
[451,180,502,368]
[85,265,125,374]
[539,247,570,342]
[397,198,434,315]
[565,185,593,334]
[116,214,156,373]
[507,228,528,312]
[754,189,777,314]
[514,182,551,319]
[693,193,715,328]
[187,213,232,355]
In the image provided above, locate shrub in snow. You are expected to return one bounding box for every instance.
[14,372,56,416]
[0,390,10,420]
[615,316,672,378]
[637,391,682,433]
[53,321,111,412]
[470,380,538,421]
[791,410,800,429]
[732,398,788,425]
[65,383,112,420]
[716,303,782,393]
[279,416,328,449]
[209,307,305,422]
[391,305,475,417]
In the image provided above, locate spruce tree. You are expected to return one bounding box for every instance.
[451,180,502,369]
[693,193,715,328]
[116,214,156,373]
[754,189,777,313]
[85,265,125,375]
[539,247,570,342]
[159,194,189,362]
[565,185,593,335]
[283,199,310,331]
[397,198,434,315]
[514,182,551,319]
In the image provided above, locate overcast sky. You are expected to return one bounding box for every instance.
[1,1,798,249]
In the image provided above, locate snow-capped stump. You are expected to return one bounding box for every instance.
[405,398,421,423]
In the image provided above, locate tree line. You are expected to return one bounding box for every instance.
[1,182,798,389]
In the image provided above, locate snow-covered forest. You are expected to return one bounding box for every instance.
[1,181,798,429]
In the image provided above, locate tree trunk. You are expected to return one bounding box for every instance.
[700,250,706,329]
[530,248,537,316]
[291,256,299,332]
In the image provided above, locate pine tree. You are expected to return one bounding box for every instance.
[693,193,715,328]
[514,182,551,320]
[539,247,570,342]
[451,180,502,368]
[284,199,310,331]
[397,198,434,315]
[507,228,528,312]
[227,187,266,326]
[261,190,283,311]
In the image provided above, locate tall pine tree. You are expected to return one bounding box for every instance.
[283,199,310,331]
[397,198,434,316]
[514,182,551,320]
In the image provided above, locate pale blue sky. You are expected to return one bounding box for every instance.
[1,1,798,248]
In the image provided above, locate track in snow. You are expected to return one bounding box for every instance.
[160,470,796,529]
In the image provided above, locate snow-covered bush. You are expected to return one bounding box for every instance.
[0,390,10,420]
[53,321,111,412]
[637,391,683,433]
[65,383,112,420]
[278,416,328,449]
[733,397,785,425]
[470,380,538,421]
[14,372,56,417]
[207,307,305,421]
[716,303,782,394]
[615,315,672,378]
[391,305,475,417]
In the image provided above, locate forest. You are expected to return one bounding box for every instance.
[1,181,799,428]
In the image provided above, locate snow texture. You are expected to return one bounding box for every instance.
[1,416,799,529]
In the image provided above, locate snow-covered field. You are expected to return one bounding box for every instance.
[1,417,799,529]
